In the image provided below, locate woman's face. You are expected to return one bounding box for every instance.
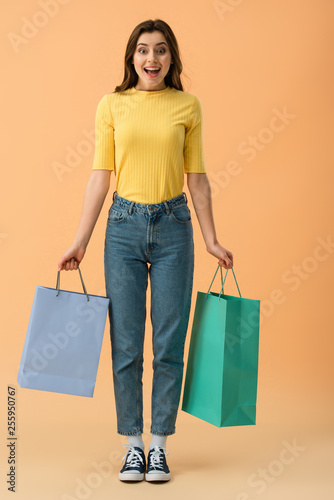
[132,31,172,91]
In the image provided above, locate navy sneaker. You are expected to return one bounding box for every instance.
[119,444,146,481]
[145,445,171,482]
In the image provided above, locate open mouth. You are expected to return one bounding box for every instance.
[144,68,161,75]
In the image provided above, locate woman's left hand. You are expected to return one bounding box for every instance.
[206,241,234,269]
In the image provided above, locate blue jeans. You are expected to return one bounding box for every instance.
[104,191,195,436]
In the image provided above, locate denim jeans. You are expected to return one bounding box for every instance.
[104,190,194,436]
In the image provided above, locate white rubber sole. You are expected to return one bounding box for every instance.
[119,471,145,481]
[145,471,171,482]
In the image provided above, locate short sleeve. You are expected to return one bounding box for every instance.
[183,95,206,173]
[92,95,115,171]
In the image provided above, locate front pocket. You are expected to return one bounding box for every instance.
[107,206,129,224]
[170,205,192,224]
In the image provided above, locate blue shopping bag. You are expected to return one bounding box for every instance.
[17,267,110,397]
[182,265,260,427]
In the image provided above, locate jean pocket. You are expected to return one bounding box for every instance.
[170,204,192,224]
[107,205,129,224]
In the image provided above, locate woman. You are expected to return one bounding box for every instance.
[58,18,233,483]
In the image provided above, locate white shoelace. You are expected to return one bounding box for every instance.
[148,445,169,470]
[121,443,144,468]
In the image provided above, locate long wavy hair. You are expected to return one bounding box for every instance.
[114,19,184,93]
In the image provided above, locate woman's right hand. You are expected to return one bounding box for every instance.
[58,243,86,271]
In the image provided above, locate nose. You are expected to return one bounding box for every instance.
[147,50,158,62]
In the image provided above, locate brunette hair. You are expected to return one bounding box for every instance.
[114,19,184,92]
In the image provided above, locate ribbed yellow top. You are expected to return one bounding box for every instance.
[92,85,206,204]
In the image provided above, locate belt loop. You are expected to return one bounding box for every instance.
[128,201,134,214]
[112,190,116,201]
[163,200,170,215]
[183,192,188,204]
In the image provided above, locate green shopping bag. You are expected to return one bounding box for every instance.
[181,265,260,427]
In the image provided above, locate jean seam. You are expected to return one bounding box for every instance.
[136,355,141,432]
[118,430,143,436]
[150,429,175,436]
[172,250,194,431]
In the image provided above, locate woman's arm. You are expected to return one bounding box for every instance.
[187,172,233,269]
[58,170,111,271]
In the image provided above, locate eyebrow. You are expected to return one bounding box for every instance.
[136,42,168,47]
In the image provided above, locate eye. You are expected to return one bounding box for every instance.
[138,48,166,54]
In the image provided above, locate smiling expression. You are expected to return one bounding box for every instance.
[132,31,173,91]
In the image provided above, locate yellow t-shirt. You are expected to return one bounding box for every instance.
[92,85,206,204]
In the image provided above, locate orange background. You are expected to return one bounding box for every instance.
[1,1,333,498]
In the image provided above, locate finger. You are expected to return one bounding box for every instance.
[221,259,231,269]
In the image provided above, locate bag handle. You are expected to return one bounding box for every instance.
[206,264,242,301]
[56,265,90,302]
[206,265,224,297]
